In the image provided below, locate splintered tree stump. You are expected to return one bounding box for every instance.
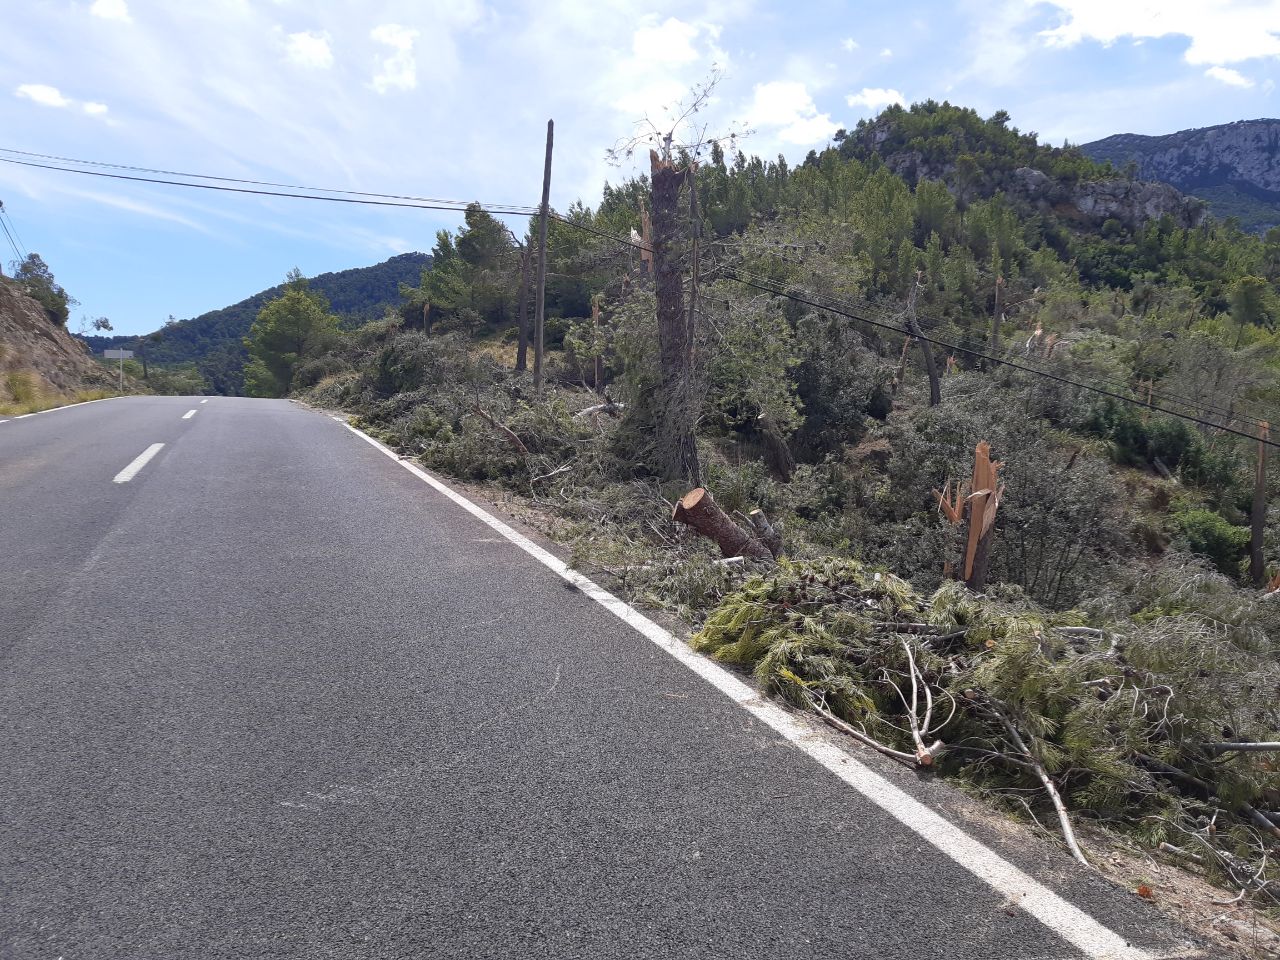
[748,508,785,559]
[673,488,774,561]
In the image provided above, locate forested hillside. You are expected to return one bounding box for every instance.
[82,251,428,394]
[251,100,1280,925]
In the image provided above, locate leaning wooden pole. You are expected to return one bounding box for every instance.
[1250,420,1269,586]
[533,119,554,395]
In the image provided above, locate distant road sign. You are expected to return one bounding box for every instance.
[103,349,133,359]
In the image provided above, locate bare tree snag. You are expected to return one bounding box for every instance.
[934,478,968,579]
[907,272,940,406]
[963,442,1003,591]
[1251,421,1269,586]
[515,244,531,372]
[651,150,701,486]
[673,488,773,560]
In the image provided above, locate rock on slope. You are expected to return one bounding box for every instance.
[1083,119,1280,232]
[0,275,114,395]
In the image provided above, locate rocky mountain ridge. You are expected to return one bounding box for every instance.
[1083,119,1280,233]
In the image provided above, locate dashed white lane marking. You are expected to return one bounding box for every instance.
[182,410,197,420]
[112,443,164,483]
[336,417,1159,960]
[200,399,209,404]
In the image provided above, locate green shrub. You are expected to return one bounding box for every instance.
[1173,508,1248,575]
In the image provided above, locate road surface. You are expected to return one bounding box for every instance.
[1,396,1204,959]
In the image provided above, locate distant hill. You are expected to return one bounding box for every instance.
[82,252,430,394]
[1082,119,1280,233]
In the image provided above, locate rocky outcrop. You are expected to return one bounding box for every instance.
[1084,120,1280,194]
[1007,166,1206,231]
[1082,119,1280,232]
[0,276,114,394]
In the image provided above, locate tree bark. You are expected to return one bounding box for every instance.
[650,151,701,486]
[515,244,531,372]
[756,413,795,481]
[673,488,772,560]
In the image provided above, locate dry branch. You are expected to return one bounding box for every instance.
[473,404,529,456]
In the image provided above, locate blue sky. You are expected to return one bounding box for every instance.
[3,0,1279,337]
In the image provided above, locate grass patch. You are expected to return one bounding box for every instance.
[0,370,115,415]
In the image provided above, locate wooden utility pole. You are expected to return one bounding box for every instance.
[1250,421,1269,586]
[533,119,554,395]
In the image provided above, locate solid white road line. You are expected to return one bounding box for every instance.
[182,410,197,419]
[14,413,35,419]
[112,443,165,484]
[337,416,1159,960]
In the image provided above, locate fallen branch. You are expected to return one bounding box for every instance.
[473,404,529,456]
[1200,741,1280,754]
[803,691,919,768]
[574,399,624,418]
[989,702,1090,867]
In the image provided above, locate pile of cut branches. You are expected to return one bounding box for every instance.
[694,557,1280,908]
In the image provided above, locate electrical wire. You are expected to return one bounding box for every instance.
[0,201,28,260]
[0,156,538,219]
[0,146,541,215]
[550,213,1278,434]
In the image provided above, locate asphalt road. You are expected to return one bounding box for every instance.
[0,396,1206,960]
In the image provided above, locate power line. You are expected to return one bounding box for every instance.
[0,215,21,264]
[0,146,541,215]
[0,156,538,219]
[719,265,1280,449]
[550,214,1277,433]
[0,200,28,260]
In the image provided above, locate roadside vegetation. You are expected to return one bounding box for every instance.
[248,99,1280,929]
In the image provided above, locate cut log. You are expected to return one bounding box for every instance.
[673,488,773,561]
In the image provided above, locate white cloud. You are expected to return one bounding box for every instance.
[89,0,131,22]
[846,87,906,112]
[15,84,70,108]
[746,80,838,144]
[632,17,700,64]
[842,37,859,52]
[82,101,109,115]
[1205,65,1254,87]
[371,23,418,93]
[1038,1,1280,65]
[285,31,333,69]
[880,47,893,57]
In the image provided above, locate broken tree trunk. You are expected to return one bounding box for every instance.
[673,488,773,561]
[907,273,941,406]
[473,405,529,457]
[964,441,1003,592]
[650,150,701,487]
